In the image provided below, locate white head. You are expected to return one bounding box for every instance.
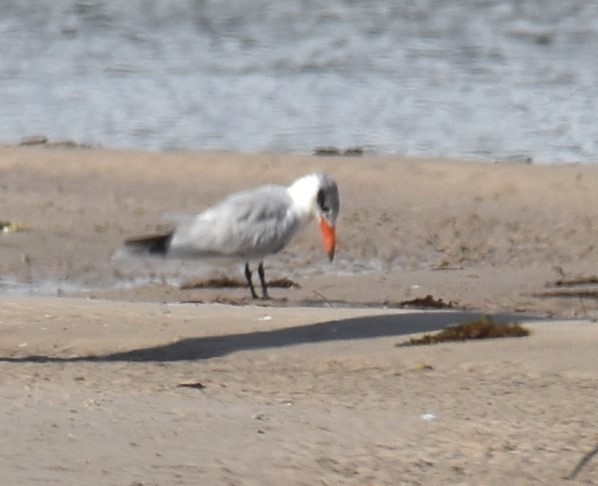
[287,173,340,261]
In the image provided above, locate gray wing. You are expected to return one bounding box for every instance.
[167,185,303,259]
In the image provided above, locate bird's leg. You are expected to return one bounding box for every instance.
[257,261,270,300]
[244,263,259,299]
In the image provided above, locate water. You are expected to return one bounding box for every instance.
[2,0,598,162]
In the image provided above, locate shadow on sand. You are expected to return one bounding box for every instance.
[0,310,536,364]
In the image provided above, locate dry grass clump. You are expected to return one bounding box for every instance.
[399,294,456,309]
[397,315,530,347]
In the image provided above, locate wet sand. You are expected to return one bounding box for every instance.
[1,146,598,484]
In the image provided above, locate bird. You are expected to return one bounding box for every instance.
[122,173,340,299]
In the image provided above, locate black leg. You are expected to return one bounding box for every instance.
[257,261,270,300]
[244,263,258,299]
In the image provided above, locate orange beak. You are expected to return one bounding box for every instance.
[319,218,336,262]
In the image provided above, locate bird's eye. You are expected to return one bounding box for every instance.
[317,189,330,212]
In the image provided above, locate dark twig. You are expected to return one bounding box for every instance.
[177,382,206,390]
[568,443,598,480]
[312,290,334,308]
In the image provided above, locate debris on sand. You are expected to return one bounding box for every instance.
[177,381,206,390]
[342,147,364,156]
[0,220,23,233]
[180,277,300,290]
[396,315,530,347]
[313,146,363,157]
[399,294,457,309]
[537,289,598,299]
[181,277,247,290]
[537,272,598,300]
[19,136,92,149]
[19,135,48,146]
[268,277,301,289]
[551,276,598,287]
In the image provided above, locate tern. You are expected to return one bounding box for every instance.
[123,173,340,299]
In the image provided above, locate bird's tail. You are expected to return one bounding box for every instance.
[123,232,174,257]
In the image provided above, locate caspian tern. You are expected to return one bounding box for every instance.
[123,173,340,299]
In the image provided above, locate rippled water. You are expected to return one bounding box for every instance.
[2,0,598,162]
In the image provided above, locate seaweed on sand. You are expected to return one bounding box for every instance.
[397,315,530,347]
[180,276,300,290]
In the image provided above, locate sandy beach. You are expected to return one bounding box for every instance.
[1,145,598,484]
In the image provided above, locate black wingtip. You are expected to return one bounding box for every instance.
[125,232,173,255]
